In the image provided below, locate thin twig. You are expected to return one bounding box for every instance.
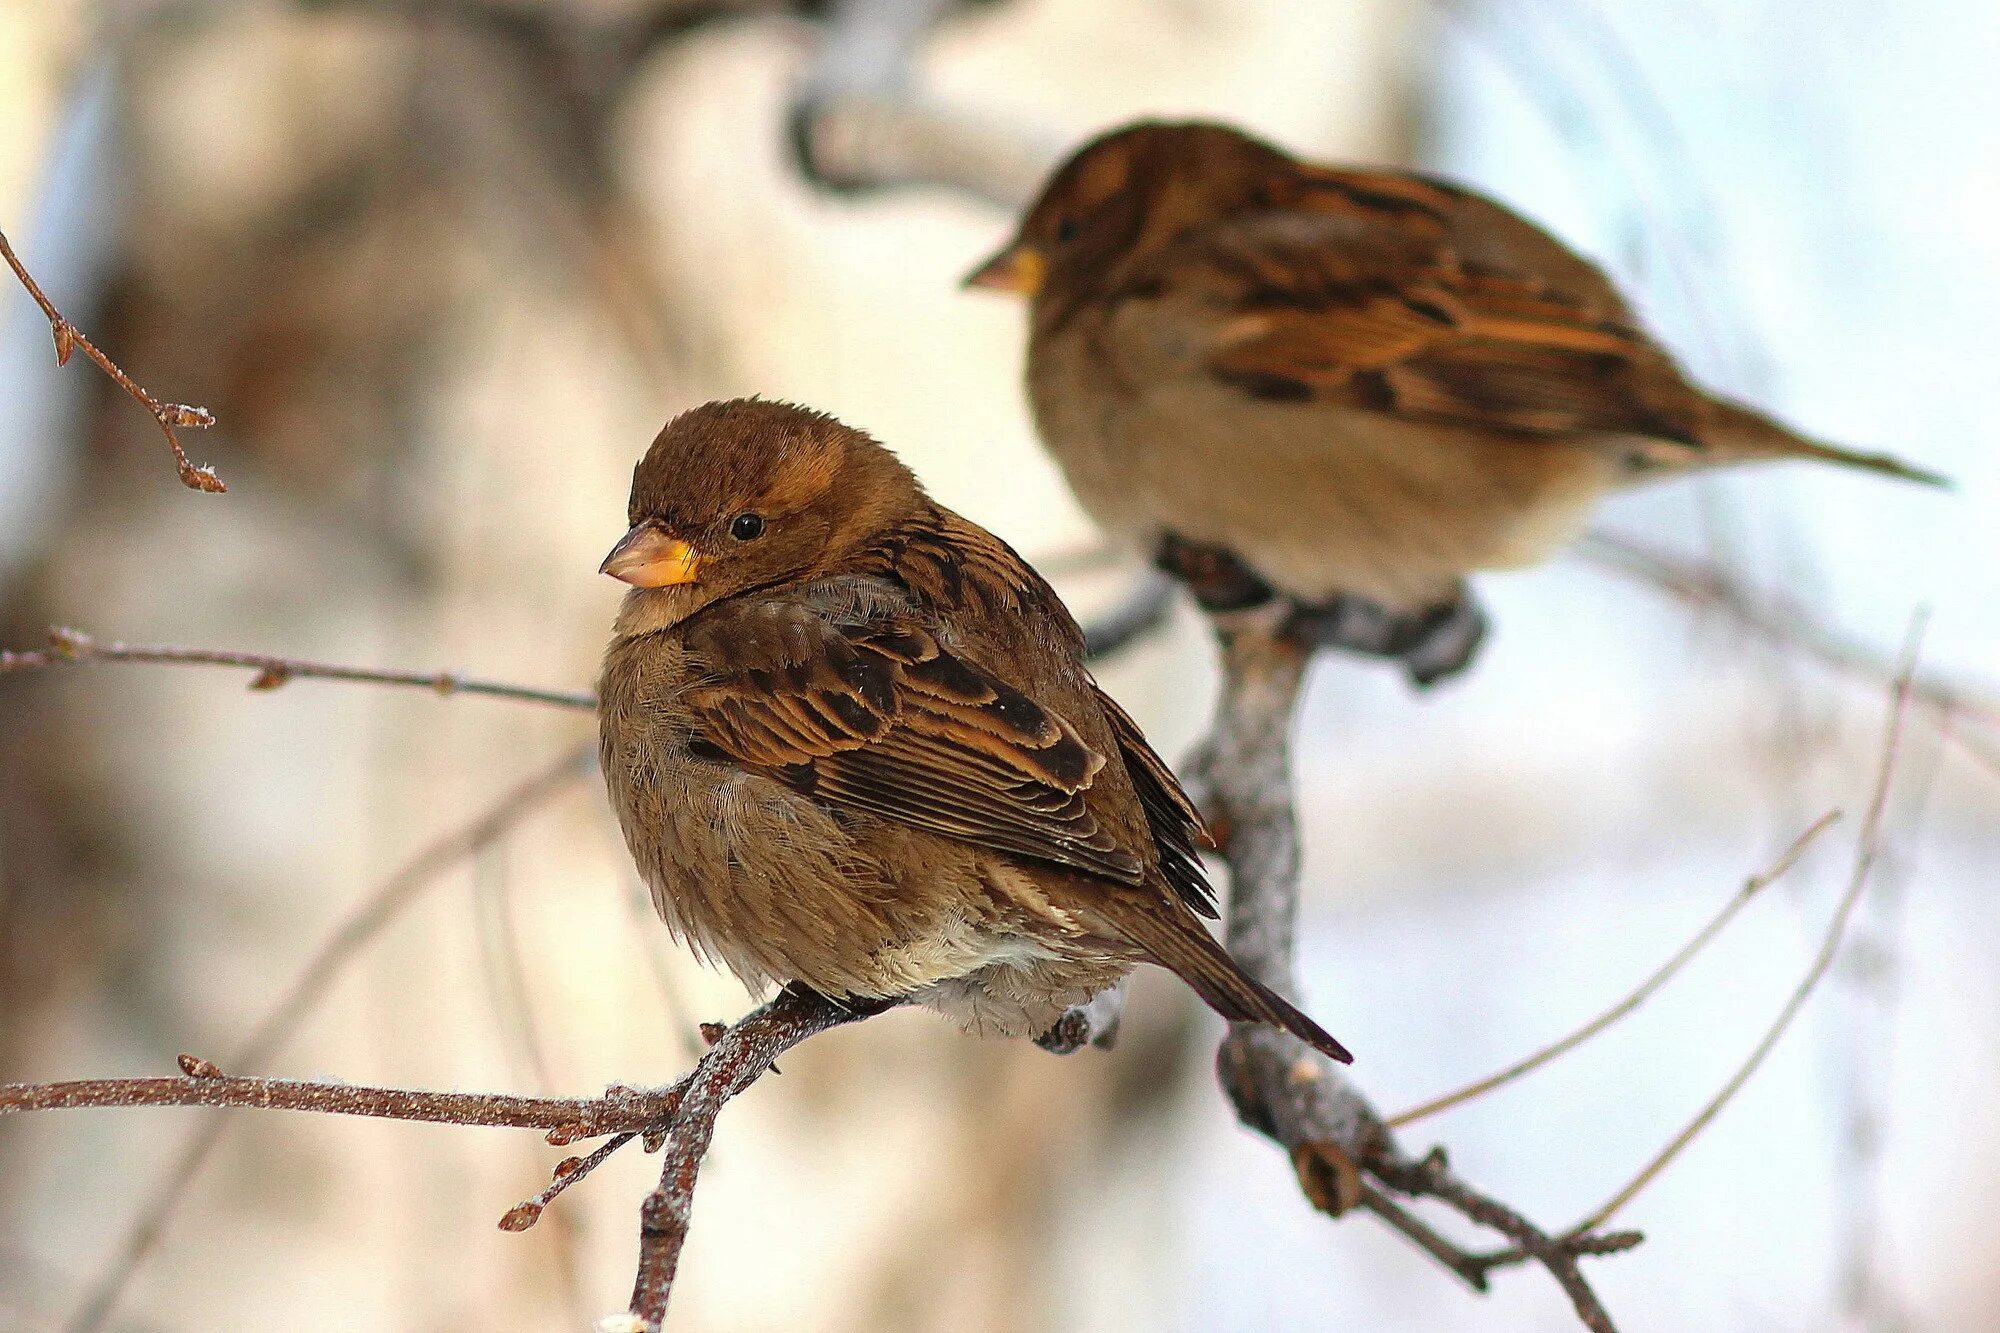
[1564,613,1924,1237]
[0,626,596,711]
[0,1061,677,1137]
[64,747,592,1333]
[1081,569,1177,662]
[501,1133,639,1234]
[1,225,223,492]
[1373,1149,1628,1332]
[1579,533,1999,746]
[627,987,895,1330]
[1389,808,1843,1127]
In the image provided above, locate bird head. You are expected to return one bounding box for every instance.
[602,399,924,624]
[964,121,1293,310]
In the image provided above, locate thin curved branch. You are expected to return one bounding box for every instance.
[1,225,222,492]
[1567,619,1921,1236]
[1389,808,1842,1127]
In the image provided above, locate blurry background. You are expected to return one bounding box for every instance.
[1,0,1996,1329]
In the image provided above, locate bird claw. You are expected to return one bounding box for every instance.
[1152,533,1488,686]
[1034,1010,1094,1054]
[1284,591,1487,688]
[1034,982,1128,1054]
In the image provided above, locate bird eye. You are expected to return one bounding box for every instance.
[729,512,766,541]
[1053,218,1080,245]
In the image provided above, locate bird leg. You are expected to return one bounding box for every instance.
[1153,533,1488,687]
[1155,532,1277,613]
[1034,977,1129,1054]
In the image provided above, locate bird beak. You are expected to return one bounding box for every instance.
[600,523,702,588]
[963,242,1046,296]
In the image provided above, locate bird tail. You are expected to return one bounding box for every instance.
[1703,397,1951,488]
[1116,908,1351,1063]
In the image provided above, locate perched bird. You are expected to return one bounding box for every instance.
[596,398,1349,1061]
[968,120,1946,684]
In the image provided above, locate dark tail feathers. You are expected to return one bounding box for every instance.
[1119,910,1351,1064]
[1705,398,1951,489]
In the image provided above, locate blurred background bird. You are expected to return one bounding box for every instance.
[969,120,1947,685]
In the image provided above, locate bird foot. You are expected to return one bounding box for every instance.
[1284,592,1487,688]
[1154,534,1487,686]
[1154,533,1276,613]
[1034,981,1128,1054]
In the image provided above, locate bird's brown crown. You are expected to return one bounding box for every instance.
[605,399,926,623]
[967,120,1294,308]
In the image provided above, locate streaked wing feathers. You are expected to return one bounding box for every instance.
[683,608,1141,883]
[1163,210,1704,443]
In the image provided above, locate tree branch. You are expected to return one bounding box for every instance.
[789,0,1056,209]
[1179,602,1929,1331]
[1389,808,1842,1128]
[1187,610,1631,1331]
[5,990,896,1332]
[0,1057,680,1139]
[0,626,595,711]
[625,986,896,1329]
[1577,533,1998,757]
[1,225,223,492]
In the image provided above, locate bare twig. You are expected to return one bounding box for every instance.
[0,626,596,711]
[1578,533,1999,750]
[1,225,223,492]
[1080,569,1177,662]
[1389,808,1843,1127]
[1189,611,1630,1331]
[501,1132,640,1234]
[0,1060,678,1137]
[65,746,593,1333]
[627,986,895,1330]
[8,991,896,1332]
[1564,614,1925,1238]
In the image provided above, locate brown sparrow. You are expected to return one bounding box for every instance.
[596,398,1349,1060]
[969,120,1945,684]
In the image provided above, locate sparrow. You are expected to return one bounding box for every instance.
[968,120,1947,685]
[596,398,1349,1061]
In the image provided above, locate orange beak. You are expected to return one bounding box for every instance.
[963,242,1046,296]
[600,523,701,588]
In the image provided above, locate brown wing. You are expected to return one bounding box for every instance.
[681,596,1145,885]
[1093,688,1216,918]
[1150,202,1706,445]
[1283,163,1641,325]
